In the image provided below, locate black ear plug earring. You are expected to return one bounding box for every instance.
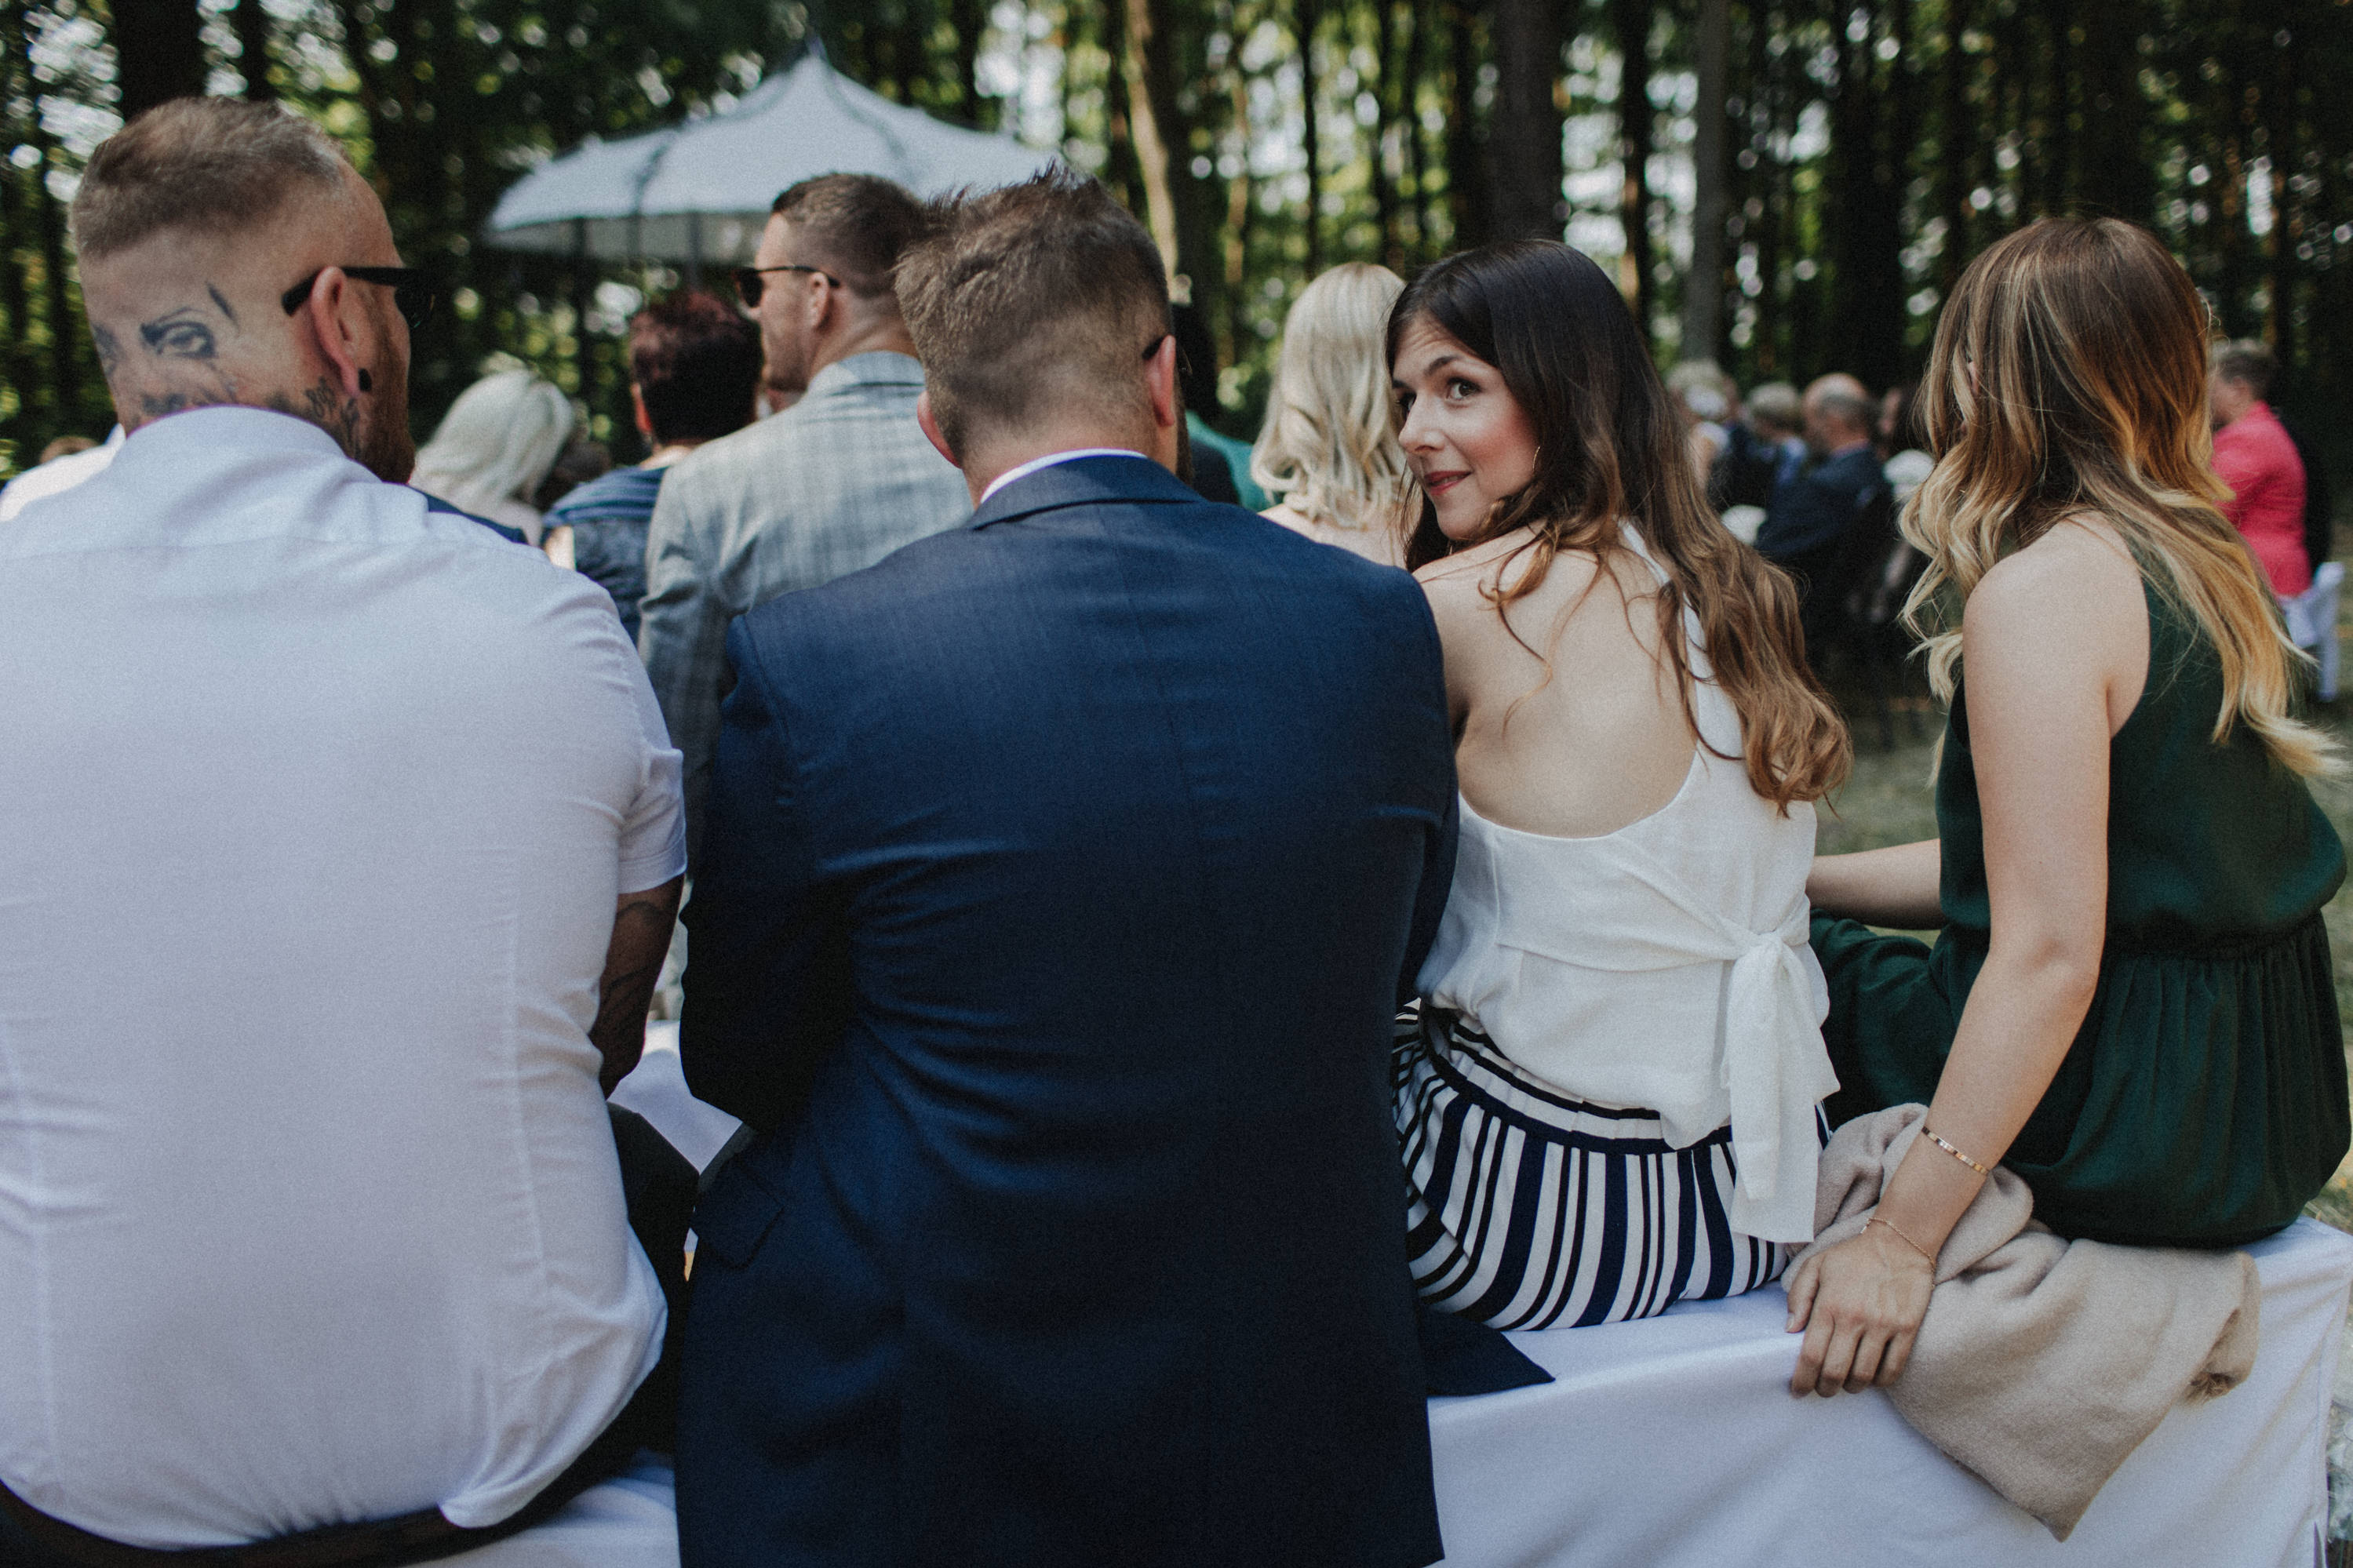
[358,369,373,392]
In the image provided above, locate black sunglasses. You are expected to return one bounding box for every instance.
[279,267,437,331]
[732,263,840,308]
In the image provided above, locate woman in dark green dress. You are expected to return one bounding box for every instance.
[1783,216,2348,1399]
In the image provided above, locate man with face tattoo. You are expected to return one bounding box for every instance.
[0,99,694,1563]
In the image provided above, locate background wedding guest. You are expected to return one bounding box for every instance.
[1801,219,2347,1395]
[1710,379,1803,526]
[1251,260,1411,566]
[2209,338,2311,599]
[1391,239,1851,1330]
[543,291,758,641]
[676,169,1452,1568]
[1756,373,1886,640]
[407,365,574,544]
[637,172,966,866]
[1666,358,1738,487]
[534,432,611,512]
[0,425,122,522]
[1174,300,1266,508]
[0,97,689,1559]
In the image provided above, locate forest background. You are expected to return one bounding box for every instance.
[0,0,2348,478]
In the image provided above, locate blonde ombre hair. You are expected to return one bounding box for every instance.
[1251,263,1413,532]
[1902,217,2334,777]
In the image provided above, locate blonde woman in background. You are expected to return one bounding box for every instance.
[1795,217,2348,1396]
[407,366,574,545]
[1251,263,1411,566]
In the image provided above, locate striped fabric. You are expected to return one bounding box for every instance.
[1396,1006,1792,1331]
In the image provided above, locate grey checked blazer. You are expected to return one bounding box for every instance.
[638,351,971,864]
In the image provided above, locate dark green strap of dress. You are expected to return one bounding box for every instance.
[1811,580,2348,1246]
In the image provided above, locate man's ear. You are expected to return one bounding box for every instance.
[297,267,372,402]
[632,384,654,440]
[916,390,962,470]
[1145,334,1181,432]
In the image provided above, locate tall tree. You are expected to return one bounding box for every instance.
[1827,0,1907,388]
[1300,0,1325,275]
[1489,0,1564,241]
[1684,0,1732,362]
[112,0,207,120]
[1442,0,1489,249]
[1612,0,1657,333]
[233,0,275,100]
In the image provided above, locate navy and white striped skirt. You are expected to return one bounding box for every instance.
[1394,1006,1790,1331]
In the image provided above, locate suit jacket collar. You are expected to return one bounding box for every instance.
[967,452,1199,530]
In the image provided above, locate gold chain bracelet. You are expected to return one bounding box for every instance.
[1921,1125,1992,1176]
[1867,1214,1937,1263]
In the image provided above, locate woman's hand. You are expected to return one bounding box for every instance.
[1783,1222,1935,1396]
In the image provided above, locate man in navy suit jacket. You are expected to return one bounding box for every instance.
[675,172,1455,1566]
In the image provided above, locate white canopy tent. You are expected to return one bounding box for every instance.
[484,52,1058,268]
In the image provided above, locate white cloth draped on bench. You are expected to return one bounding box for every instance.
[1426,1217,2352,1567]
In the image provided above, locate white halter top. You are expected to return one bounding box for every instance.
[1415,526,1836,1242]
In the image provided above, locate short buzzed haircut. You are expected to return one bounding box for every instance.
[71,98,348,261]
[897,170,1169,457]
[2213,339,2276,399]
[630,290,760,444]
[770,173,930,300]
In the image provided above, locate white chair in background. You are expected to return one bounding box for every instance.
[2283,560,2343,701]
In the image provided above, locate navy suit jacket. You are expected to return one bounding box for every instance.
[1754,442,1883,562]
[676,455,1455,1568]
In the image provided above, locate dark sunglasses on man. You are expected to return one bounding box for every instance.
[731,263,840,310]
[279,267,438,332]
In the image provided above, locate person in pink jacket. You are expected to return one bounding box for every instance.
[2209,339,2310,598]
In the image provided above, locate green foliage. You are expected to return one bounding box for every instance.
[2,0,2351,478]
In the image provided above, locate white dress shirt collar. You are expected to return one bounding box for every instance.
[979,447,1150,505]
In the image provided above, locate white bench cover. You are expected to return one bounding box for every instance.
[1428,1217,2353,1566]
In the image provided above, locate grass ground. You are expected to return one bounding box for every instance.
[1814,687,2353,1231]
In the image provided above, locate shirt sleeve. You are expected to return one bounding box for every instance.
[636,463,729,870]
[615,628,688,895]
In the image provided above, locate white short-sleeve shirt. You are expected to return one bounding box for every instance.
[0,408,686,1547]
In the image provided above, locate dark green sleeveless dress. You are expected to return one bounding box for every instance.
[1811,580,2349,1246]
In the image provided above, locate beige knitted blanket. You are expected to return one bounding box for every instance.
[1792,1104,2260,1539]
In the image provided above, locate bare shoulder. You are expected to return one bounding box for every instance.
[1414,527,1594,611]
[1963,514,2147,714]
[1965,514,2142,641]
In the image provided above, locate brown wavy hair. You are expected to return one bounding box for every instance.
[1902,217,2334,777]
[1386,240,1850,809]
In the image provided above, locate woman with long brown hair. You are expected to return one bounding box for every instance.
[1390,240,1852,1330]
[1794,217,2348,1398]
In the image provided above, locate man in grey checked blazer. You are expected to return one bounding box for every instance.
[639,173,970,864]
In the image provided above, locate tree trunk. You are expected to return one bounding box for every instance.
[1936,0,1972,292]
[1121,0,1211,321]
[1098,0,1149,223]
[1611,0,1655,332]
[1372,0,1404,271]
[1829,0,1906,390]
[5,0,76,417]
[1683,0,1731,363]
[949,0,987,126]
[111,0,208,122]
[232,0,274,100]
[1443,0,1488,249]
[1404,0,1433,261]
[1300,0,1324,276]
[2074,0,2150,221]
[1489,0,1564,241]
[0,0,37,430]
